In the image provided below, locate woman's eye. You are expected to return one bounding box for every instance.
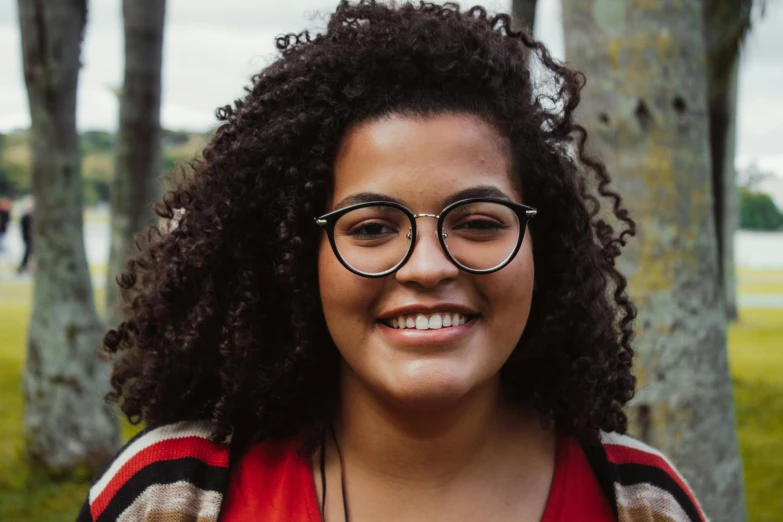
[348,222,397,238]
[455,218,503,231]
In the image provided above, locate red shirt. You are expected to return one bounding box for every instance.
[221,435,614,522]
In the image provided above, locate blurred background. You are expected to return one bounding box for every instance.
[0,0,780,521]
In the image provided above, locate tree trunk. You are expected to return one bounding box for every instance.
[17,0,119,474]
[561,1,746,520]
[708,57,740,321]
[512,0,538,30]
[703,0,748,323]
[106,0,165,325]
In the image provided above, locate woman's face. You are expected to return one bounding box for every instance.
[318,113,534,408]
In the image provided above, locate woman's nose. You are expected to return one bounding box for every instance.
[394,219,459,288]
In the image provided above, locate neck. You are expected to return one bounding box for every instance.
[334,362,540,484]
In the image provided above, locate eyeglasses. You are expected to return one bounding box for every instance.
[315,198,537,278]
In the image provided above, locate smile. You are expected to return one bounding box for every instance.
[381,312,477,330]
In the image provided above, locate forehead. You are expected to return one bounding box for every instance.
[331,113,520,210]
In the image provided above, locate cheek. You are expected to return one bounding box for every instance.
[318,237,380,344]
[484,239,534,339]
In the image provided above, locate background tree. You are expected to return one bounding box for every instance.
[16,0,119,473]
[561,1,746,520]
[704,0,765,320]
[511,0,537,30]
[740,188,783,230]
[106,0,166,324]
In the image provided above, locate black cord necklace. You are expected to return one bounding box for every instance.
[321,424,350,522]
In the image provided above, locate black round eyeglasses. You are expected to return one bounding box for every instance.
[314,198,537,278]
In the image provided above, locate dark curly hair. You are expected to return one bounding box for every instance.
[105,0,637,451]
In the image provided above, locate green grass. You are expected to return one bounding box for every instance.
[0,282,140,521]
[0,280,781,520]
[728,308,783,522]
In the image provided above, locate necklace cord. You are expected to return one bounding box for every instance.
[320,427,328,519]
[328,423,350,522]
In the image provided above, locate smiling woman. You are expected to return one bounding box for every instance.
[75,2,707,522]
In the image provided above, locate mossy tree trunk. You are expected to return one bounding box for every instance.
[561,1,745,520]
[17,0,119,474]
[106,0,165,326]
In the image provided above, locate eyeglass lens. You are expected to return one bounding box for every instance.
[332,201,522,275]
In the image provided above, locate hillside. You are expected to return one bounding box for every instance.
[0,129,210,204]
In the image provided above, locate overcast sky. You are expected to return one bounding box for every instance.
[0,0,780,176]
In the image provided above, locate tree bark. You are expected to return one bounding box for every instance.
[512,0,537,30]
[106,0,165,325]
[17,0,119,474]
[561,1,746,520]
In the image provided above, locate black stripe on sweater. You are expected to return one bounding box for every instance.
[614,463,703,522]
[95,457,228,522]
[580,441,620,521]
[76,498,93,522]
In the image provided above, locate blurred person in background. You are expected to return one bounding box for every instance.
[76,2,708,522]
[0,197,10,253]
[17,195,33,274]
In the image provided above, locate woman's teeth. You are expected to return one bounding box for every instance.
[384,313,470,330]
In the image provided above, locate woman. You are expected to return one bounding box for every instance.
[77,2,708,521]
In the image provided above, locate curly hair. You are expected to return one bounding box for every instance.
[105,0,637,451]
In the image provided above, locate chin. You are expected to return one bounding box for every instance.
[378,363,487,410]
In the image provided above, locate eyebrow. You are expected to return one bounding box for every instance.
[332,185,513,211]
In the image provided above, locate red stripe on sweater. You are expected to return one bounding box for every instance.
[603,444,706,521]
[91,436,229,520]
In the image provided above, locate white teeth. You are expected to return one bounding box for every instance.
[415,315,429,330]
[385,312,473,330]
[429,314,442,329]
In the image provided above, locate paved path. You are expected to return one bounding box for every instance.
[738,294,783,309]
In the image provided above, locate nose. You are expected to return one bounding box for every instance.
[394,217,459,288]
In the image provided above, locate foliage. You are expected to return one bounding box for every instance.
[740,187,783,231]
[1,270,782,520]
[0,129,207,203]
[80,131,115,156]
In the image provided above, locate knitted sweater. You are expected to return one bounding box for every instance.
[76,420,709,522]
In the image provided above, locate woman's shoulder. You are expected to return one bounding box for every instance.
[592,431,710,522]
[76,420,231,522]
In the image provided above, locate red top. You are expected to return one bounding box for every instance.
[221,434,614,522]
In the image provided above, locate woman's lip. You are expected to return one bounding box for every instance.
[376,317,478,346]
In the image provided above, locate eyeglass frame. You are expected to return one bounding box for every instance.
[314,197,538,278]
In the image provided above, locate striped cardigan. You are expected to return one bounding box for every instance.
[76,420,709,522]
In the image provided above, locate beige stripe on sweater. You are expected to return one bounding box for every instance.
[616,482,695,522]
[116,481,223,522]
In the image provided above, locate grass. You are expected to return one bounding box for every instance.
[0,275,781,521]
[0,282,139,521]
[728,307,783,522]
[737,268,783,295]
